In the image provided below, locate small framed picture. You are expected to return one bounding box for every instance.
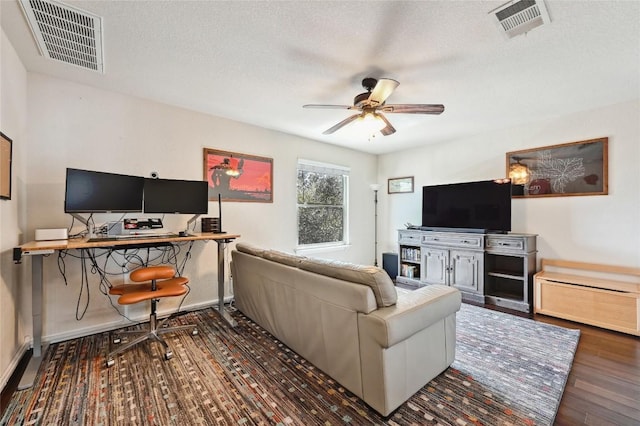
[388,176,414,194]
[1,132,12,200]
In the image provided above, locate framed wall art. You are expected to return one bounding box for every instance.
[388,176,414,194]
[203,148,273,202]
[1,132,12,200]
[506,137,608,198]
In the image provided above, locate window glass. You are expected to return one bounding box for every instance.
[297,160,349,247]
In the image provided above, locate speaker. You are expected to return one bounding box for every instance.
[201,217,221,233]
[382,252,399,280]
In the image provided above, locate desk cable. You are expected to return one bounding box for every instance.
[57,242,195,323]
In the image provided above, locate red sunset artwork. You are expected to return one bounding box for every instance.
[204,149,273,202]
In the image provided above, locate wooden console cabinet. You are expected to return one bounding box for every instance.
[397,229,537,312]
[534,259,640,336]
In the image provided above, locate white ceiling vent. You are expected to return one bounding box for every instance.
[18,0,104,73]
[489,0,551,39]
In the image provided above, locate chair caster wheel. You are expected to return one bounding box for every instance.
[113,337,121,344]
[164,351,173,360]
[192,328,198,335]
[106,358,115,368]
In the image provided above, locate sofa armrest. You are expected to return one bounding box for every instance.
[359,285,461,348]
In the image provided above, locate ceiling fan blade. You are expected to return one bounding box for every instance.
[378,113,396,136]
[322,113,361,135]
[368,78,399,106]
[303,104,354,110]
[380,104,445,114]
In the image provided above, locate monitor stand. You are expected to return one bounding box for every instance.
[69,213,96,237]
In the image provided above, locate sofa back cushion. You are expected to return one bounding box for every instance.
[298,258,397,307]
[235,242,266,258]
[262,249,306,267]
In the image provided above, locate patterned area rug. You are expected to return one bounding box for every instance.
[1,303,579,425]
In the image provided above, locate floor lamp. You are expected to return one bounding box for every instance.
[370,183,381,266]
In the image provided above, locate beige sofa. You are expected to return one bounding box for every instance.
[230,243,461,416]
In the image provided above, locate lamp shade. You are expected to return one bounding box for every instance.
[509,162,530,185]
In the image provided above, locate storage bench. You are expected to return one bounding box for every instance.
[534,259,640,336]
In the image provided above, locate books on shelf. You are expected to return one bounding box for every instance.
[400,247,421,262]
[400,264,418,279]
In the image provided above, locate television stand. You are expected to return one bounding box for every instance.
[397,229,537,313]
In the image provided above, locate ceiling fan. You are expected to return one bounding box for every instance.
[303,77,444,136]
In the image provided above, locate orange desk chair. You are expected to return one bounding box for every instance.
[106,265,197,367]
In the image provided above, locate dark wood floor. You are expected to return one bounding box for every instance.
[475,299,640,425]
[534,314,640,425]
[2,309,639,424]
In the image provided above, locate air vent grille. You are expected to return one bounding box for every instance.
[18,0,104,73]
[490,0,551,39]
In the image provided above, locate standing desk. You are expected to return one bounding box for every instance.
[13,232,239,389]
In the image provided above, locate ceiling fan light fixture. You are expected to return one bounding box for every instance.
[304,77,443,136]
[358,112,386,133]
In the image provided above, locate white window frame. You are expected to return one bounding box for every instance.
[296,159,350,251]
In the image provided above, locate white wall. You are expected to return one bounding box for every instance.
[0,29,28,390]
[19,73,377,343]
[3,32,638,395]
[378,100,640,267]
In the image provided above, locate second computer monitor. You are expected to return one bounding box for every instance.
[143,178,209,214]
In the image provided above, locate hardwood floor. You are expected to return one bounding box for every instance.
[535,314,640,425]
[2,309,639,424]
[477,296,639,425]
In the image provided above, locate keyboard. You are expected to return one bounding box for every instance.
[114,232,177,239]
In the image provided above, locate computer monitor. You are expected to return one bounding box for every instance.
[143,178,209,214]
[64,168,144,213]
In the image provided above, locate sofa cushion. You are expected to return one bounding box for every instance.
[298,258,397,307]
[235,242,267,258]
[263,249,306,267]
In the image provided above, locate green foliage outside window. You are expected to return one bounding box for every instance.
[297,170,346,245]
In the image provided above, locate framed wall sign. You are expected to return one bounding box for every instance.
[388,176,414,194]
[1,132,12,200]
[203,148,273,202]
[506,137,608,198]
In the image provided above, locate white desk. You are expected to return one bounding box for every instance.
[14,232,239,389]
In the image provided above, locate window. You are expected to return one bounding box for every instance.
[297,159,349,247]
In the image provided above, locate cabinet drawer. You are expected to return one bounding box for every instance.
[398,231,422,245]
[487,234,536,254]
[534,278,640,336]
[421,233,483,249]
[486,237,524,251]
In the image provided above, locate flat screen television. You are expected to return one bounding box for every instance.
[64,168,145,213]
[143,178,209,214]
[421,179,512,233]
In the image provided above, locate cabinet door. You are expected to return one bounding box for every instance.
[450,250,483,293]
[421,247,448,285]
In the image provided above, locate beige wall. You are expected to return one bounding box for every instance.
[0,29,28,390]
[22,72,378,344]
[2,28,639,393]
[1,57,378,385]
[378,100,640,267]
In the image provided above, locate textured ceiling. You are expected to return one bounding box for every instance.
[2,0,639,154]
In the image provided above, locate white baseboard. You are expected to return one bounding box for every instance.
[40,297,233,345]
[1,341,30,392]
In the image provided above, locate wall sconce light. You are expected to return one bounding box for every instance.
[509,158,530,185]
